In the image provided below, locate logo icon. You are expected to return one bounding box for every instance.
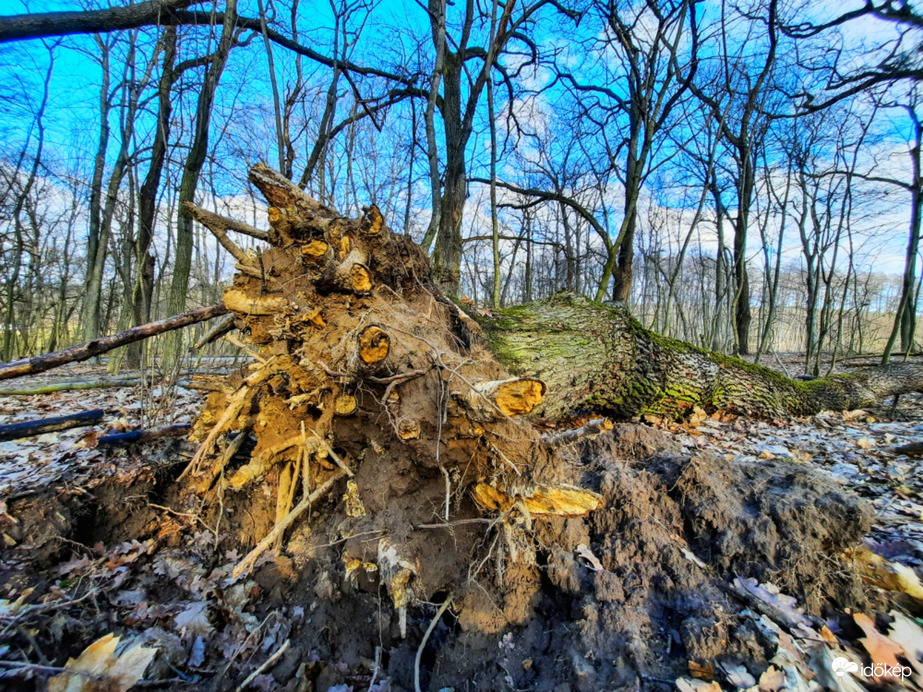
[832,657,859,677]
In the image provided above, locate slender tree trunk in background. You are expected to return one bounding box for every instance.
[487,63,501,308]
[610,120,642,303]
[420,0,446,251]
[129,27,178,366]
[432,54,466,293]
[2,47,52,361]
[883,110,923,363]
[166,0,238,362]
[80,38,112,342]
[84,57,138,343]
[709,174,727,351]
[755,157,790,363]
[731,147,754,355]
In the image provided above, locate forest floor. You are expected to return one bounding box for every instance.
[0,355,921,691]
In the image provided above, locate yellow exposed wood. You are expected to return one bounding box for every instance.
[397,420,419,440]
[335,394,358,416]
[359,326,390,364]
[351,265,372,292]
[362,204,383,235]
[301,239,329,258]
[223,288,288,316]
[472,482,602,517]
[494,378,545,416]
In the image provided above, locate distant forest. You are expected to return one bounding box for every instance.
[0,0,921,374]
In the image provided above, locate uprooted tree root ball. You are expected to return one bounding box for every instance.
[150,164,901,689]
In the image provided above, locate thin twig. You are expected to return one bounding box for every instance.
[414,596,453,692]
[235,639,290,691]
[414,518,493,530]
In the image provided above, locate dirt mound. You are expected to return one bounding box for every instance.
[170,423,872,691]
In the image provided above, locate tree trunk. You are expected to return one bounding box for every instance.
[165,1,237,360]
[481,294,923,420]
[129,26,178,366]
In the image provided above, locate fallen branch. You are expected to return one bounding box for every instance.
[893,441,923,456]
[0,410,105,442]
[231,471,345,578]
[195,313,237,349]
[0,304,228,381]
[0,378,144,395]
[97,424,191,446]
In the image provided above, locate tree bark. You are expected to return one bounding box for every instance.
[480,293,923,420]
[0,0,196,43]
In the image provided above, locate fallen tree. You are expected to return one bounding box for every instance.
[480,293,923,419]
[175,163,921,665]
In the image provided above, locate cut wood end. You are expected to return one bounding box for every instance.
[339,236,351,259]
[335,394,358,416]
[397,420,419,440]
[359,326,390,364]
[362,205,384,235]
[223,289,289,316]
[495,378,546,416]
[472,483,603,517]
[352,265,372,293]
[302,239,329,258]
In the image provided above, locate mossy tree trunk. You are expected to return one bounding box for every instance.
[482,293,923,420]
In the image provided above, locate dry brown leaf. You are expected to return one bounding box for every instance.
[819,625,838,645]
[757,665,785,692]
[575,543,604,572]
[688,660,715,681]
[853,612,905,681]
[48,633,157,692]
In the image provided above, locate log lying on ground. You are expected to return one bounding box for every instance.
[96,423,191,446]
[0,410,105,442]
[0,304,228,381]
[480,293,923,419]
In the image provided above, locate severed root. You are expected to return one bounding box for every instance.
[357,326,390,365]
[199,428,249,493]
[275,461,297,554]
[458,377,546,420]
[194,313,236,349]
[335,394,358,416]
[184,360,276,479]
[232,471,346,579]
[223,288,288,316]
[184,202,261,265]
[472,483,602,517]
